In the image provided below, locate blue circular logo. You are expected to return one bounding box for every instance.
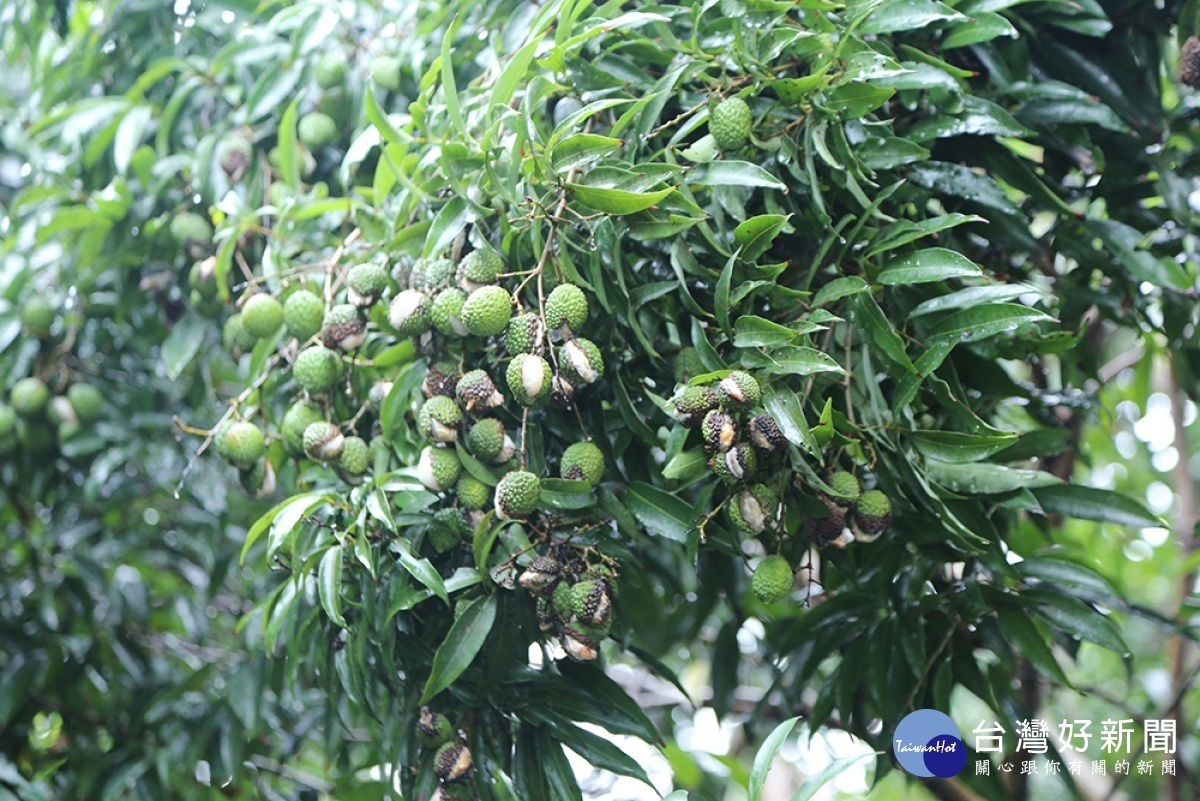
[892,710,967,778]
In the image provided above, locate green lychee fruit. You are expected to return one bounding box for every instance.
[460,285,512,337]
[22,297,55,336]
[223,421,265,469]
[718,370,761,408]
[728,484,780,534]
[828,471,861,505]
[711,96,752,150]
[751,555,792,604]
[239,459,276,498]
[430,288,469,336]
[551,579,575,617]
[388,289,431,337]
[455,369,504,413]
[495,470,540,519]
[557,337,604,385]
[339,436,369,475]
[419,258,456,292]
[241,293,284,339]
[417,395,463,444]
[457,248,503,291]
[672,385,722,427]
[284,290,325,341]
[454,474,490,511]
[303,421,345,461]
[429,507,466,553]
[346,263,388,306]
[368,380,394,411]
[504,313,546,355]
[217,134,252,180]
[369,55,402,91]
[417,445,462,492]
[506,353,552,408]
[323,303,366,350]
[169,211,213,248]
[673,347,705,383]
[465,418,506,462]
[281,400,324,456]
[543,284,588,331]
[221,314,244,354]
[189,258,220,300]
[0,405,17,440]
[212,419,235,462]
[417,707,454,750]
[710,442,757,484]
[560,442,604,486]
[66,383,103,422]
[851,490,892,542]
[293,345,341,394]
[314,52,347,89]
[701,409,736,453]
[318,88,351,122]
[298,112,338,147]
[748,413,784,455]
[11,378,49,418]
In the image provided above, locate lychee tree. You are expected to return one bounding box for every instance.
[8,0,1200,799]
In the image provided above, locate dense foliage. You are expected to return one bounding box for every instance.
[5,0,1200,799]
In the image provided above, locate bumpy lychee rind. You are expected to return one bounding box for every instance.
[466,418,506,462]
[851,489,892,542]
[346,263,388,305]
[460,285,512,337]
[710,443,757,484]
[67,383,103,422]
[751,555,792,604]
[303,421,345,461]
[223,421,265,469]
[455,369,504,413]
[557,338,604,385]
[293,345,341,394]
[560,442,604,486]
[11,378,49,418]
[298,112,338,147]
[417,446,462,492]
[242,294,284,338]
[504,313,546,355]
[711,96,752,150]
[457,248,503,290]
[828,471,861,504]
[728,484,780,534]
[495,470,540,519]
[389,290,431,337]
[701,409,737,453]
[339,436,370,475]
[281,400,324,456]
[506,353,552,408]
[416,707,454,750]
[672,386,723,427]
[453,474,491,511]
[417,395,463,444]
[718,370,761,408]
[748,413,784,455]
[283,290,325,341]
[543,284,588,331]
[430,288,469,336]
[419,258,456,292]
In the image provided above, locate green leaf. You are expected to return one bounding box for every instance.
[1026,590,1130,657]
[734,214,789,261]
[868,214,986,258]
[550,134,624,173]
[424,196,472,258]
[568,183,675,214]
[877,247,982,285]
[927,304,1053,344]
[860,0,966,34]
[393,538,449,605]
[910,284,1040,317]
[420,594,497,703]
[662,448,709,481]
[749,716,799,801]
[540,718,655,787]
[763,385,820,455]
[161,312,206,380]
[740,346,846,377]
[1031,485,1162,529]
[627,483,696,542]
[1019,558,1119,600]
[733,315,800,348]
[850,294,915,373]
[790,754,874,801]
[688,161,787,191]
[318,546,346,627]
[926,460,1062,494]
[716,253,735,340]
[241,490,329,564]
[266,492,331,561]
[910,430,1019,463]
[822,82,895,118]
[813,275,870,307]
[538,479,595,510]
[998,610,1073,687]
[943,11,1018,48]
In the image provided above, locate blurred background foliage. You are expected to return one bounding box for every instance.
[2,0,1200,800]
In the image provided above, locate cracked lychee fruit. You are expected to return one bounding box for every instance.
[560,441,604,486]
[701,409,737,453]
[506,353,552,407]
[748,413,784,455]
[495,470,540,519]
[1184,36,1200,87]
[455,369,504,413]
[806,501,848,547]
[672,385,722,427]
[710,442,757,484]
[430,288,469,336]
[728,484,780,534]
[303,421,345,461]
[457,248,503,291]
[281,400,324,456]
[417,446,462,492]
[504,313,546,355]
[389,290,431,337]
[718,370,761,408]
[323,304,366,351]
[518,554,560,593]
[851,489,892,542]
[557,337,604,385]
[416,707,453,750]
[417,396,463,444]
[346,263,387,307]
[434,741,472,782]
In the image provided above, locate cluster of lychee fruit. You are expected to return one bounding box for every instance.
[2,297,105,462]
[416,707,474,800]
[518,546,616,663]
